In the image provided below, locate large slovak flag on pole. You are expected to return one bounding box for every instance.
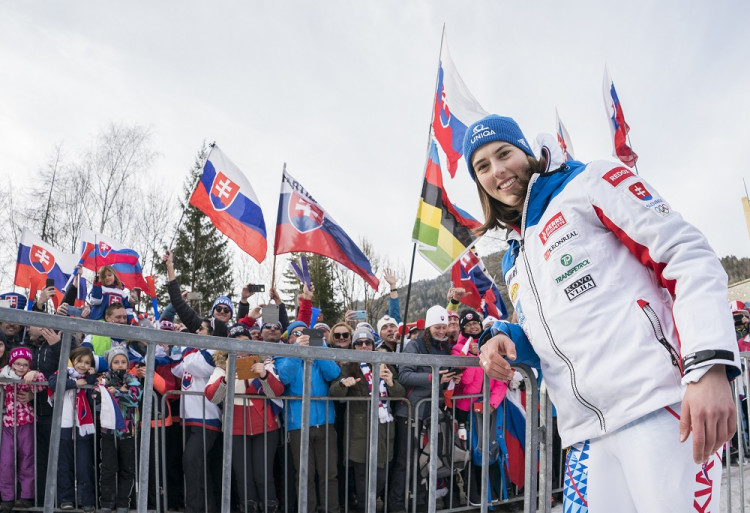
[15,228,78,306]
[603,66,638,169]
[78,229,152,294]
[274,168,380,290]
[189,144,267,263]
[432,29,488,178]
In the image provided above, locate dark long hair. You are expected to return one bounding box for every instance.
[474,155,548,235]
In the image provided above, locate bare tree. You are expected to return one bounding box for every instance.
[76,123,157,238]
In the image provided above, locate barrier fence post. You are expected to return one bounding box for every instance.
[298,359,313,513]
[43,330,73,513]
[427,364,440,513]
[220,352,237,513]
[137,341,157,512]
[366,368,381,513]
[538,382,553,513]
[517,364,539,513]
[480,374,490,513]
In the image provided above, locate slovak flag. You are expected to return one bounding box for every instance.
[274,168,380,290]
[78,229,152,294]
[603,66,638,169]
[432,30,488,178]
[451,247,508,319]
[14,228,78,305]
[189,144,267,263]
[555,108,575,162]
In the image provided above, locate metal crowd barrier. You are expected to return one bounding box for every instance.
[0,309,552,513]
[6,307,750,513]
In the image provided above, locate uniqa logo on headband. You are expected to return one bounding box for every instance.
[471,124,496,144]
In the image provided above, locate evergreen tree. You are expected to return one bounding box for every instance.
[279,252,343,325]
[156,143,234,315]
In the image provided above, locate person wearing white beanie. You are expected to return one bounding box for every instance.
[388,305,461,510]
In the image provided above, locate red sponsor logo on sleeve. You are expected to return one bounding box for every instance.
[602,167,634,187]
[539,212,567,244]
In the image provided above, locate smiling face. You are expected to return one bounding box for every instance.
[11,357,30,377]
[212,304,232,323]
[73,355,93,375]
[472,141,531,209]
[429,324,448,340]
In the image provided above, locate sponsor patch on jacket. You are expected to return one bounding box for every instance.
[505,266,518,285]
[628,182,653,201]
[564,274,596,301]
[650,201,671,216]
[602,167,634,187]
[539,212,567,244]
[554,259,591,284]
[510,283,519,302]
[543,230,579,261]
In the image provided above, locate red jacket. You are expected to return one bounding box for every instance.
[204,364,284,435]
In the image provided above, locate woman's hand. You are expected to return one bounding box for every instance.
[379,365,394,387]
[340,377,360,388]
[251,362,267,379]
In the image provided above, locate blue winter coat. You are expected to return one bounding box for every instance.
[275,349,341,431]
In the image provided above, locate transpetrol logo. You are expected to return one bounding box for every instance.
[560,254,573,266]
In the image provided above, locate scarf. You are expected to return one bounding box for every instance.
[48,367,95,436]
[360,362,392,423]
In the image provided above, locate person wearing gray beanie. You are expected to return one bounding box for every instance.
[467,112,739,512]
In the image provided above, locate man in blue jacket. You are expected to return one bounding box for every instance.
[275,321,341,513]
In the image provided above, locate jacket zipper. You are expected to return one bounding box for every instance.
[518,174,606,432]
[637,300,682,372]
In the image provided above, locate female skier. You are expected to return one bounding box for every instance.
[467,114,740,512]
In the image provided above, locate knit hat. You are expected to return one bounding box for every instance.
[463,115,534,181]
[459,309,483,330]
[105,346,128,367]
[286,320,308,338]
[229,325,252,339]
[158,320,177,331]
[424,305,449,329]
[313,322,331,332]
[9,347,32,366]
[377,315,399,334]
[447,310,459,320]
[211,296,234,318]
[351,327,375,346]
[730,300,748,314]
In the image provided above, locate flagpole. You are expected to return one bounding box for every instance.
[168,141,215,249]
[401,26,446,344]
[399,243,418,349]
[626,132,640,175]
[271,162,287,290]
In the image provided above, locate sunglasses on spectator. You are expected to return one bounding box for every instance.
[333,332,350,339]
[353,339,373,347]
[214,306,231,314]
[291,330,304,337]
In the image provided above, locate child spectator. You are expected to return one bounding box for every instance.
[48,346,98,512]
[0,347,46,511]
[88,265,134,322]
[98,347,142,513]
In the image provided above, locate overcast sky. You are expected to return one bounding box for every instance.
[1,1,748,290]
